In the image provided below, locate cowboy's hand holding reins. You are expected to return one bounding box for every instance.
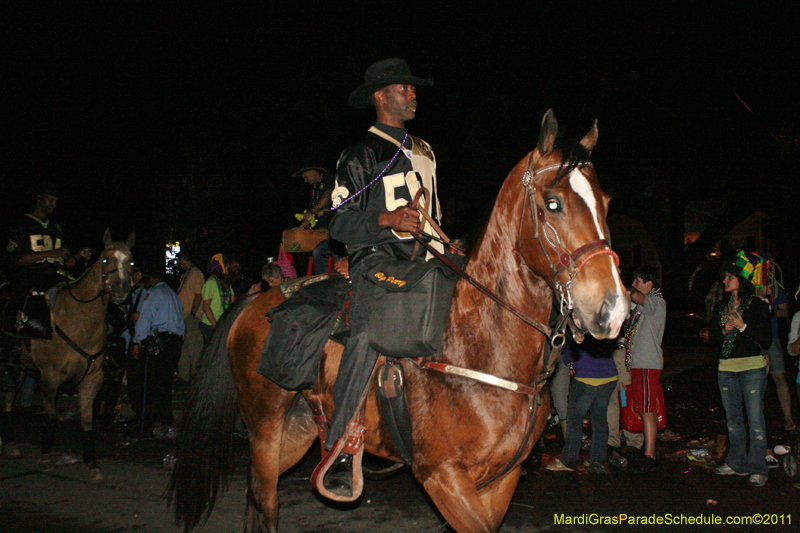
[379,205,420,233]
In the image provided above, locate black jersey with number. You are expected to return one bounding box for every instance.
[6,214,66,287]
[329,126,440,259]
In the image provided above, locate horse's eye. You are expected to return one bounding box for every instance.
[103,259,108,264]
[545,198,562,213]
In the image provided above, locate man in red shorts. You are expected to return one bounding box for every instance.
[623,265,666,472]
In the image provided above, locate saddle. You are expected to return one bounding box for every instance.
[258,257,463,501]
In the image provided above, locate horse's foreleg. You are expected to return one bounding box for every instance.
[77,371,104,480]
[475,468,522,526]
[422,465,520,533]
[38,371,59,460]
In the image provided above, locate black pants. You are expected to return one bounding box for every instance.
[325,249,403,449]
[127,333,182,433]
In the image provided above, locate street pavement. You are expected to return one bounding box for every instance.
[2,344,799,532]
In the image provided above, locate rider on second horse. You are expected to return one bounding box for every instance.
[321,58,442,498]
[3,182,91,337]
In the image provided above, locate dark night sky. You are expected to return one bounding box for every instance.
[2,2,798,277]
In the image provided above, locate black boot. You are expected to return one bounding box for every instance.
[323,452,353,497]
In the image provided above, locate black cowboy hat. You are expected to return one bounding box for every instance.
[291,166,328,178]
[27,181,60,198]
[348,58,433,109]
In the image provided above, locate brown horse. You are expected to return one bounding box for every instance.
[170,110,629,532]
[2,229,134,480]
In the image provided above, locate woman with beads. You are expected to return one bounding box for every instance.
[705,251,773,487]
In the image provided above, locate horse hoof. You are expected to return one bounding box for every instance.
[88,467,103,482]
[1,443,20,457]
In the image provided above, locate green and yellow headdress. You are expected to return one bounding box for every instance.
[726,250,784,303]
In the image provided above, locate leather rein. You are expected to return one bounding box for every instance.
[409,155,619,396]
[64,259,118,304]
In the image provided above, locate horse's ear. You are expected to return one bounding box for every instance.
[103,228,112,247]
[580,119,599,154]
[126,232,136,248]
[537,109,558,156]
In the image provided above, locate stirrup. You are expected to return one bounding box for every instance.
[310,418,365,502]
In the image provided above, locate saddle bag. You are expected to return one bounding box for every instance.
[258,277,350,390]
[364,254,464,358]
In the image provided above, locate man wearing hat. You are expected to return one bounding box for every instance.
[316,58,441,499]
[294,166,334,229]
[293,165,337,274]
[3,183,91,336]
[7,183,91,288]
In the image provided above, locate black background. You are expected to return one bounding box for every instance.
[3,2,798,297]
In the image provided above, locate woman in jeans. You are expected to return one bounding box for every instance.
[706,252,772,487]
[546,337,617,474]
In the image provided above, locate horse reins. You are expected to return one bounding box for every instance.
[64,261,120,304]
[410,188,555,337]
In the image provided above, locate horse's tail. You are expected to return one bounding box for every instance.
[167,298,251,532]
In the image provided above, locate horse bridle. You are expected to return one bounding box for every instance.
[411,155,620,384]
[520,154,619,317]
[65,252,128,304]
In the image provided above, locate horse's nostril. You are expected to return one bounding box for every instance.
[597,295,616,330]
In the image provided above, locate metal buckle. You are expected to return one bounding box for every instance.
[554,279,574,314]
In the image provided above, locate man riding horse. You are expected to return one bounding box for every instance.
[3,182,91,337]
[321,58,442,497]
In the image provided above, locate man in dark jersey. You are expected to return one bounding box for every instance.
[320,58,442,497]
[4,183,90,334]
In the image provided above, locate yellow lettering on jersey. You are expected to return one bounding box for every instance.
[383,171,431,240]
[29,234,63,263]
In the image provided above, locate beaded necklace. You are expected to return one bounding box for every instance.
[623,288,663,371]
[331,134,408,211]
[718,295,752,359]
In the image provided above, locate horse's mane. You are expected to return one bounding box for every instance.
[550,136,592,186]
[459,135,593,256]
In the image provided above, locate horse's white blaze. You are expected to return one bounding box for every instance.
[114,250,127,277]
[569,169,628,335]
[606,258,628,334]
[569,169,604,237]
